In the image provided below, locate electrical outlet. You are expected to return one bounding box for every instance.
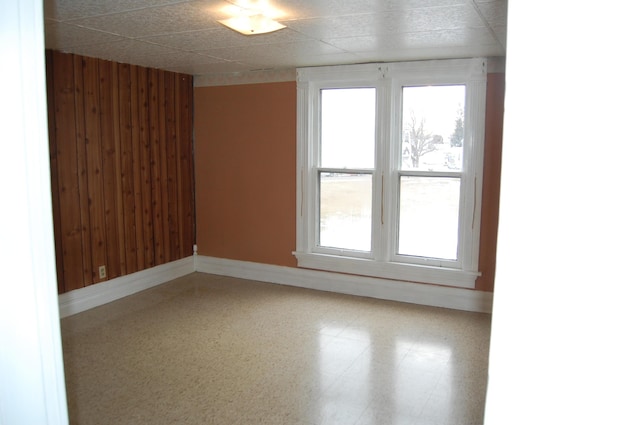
[98,265,106,279]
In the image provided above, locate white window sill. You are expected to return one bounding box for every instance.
[293,251,479,289]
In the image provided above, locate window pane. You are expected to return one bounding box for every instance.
[398,176,460,260]
[321,88,375,169]
[401,85,465,171]
[320,172,372,251]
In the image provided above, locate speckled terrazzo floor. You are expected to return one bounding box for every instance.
[60,272,491,425]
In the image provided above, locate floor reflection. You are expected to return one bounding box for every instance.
[314,325,468,424]
[317,327,371,423]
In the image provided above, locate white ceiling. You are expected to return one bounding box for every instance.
[44,0,507,77]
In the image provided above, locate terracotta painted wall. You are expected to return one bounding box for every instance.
[194,82,297,267]
[476,73,505,292]
[194,75,505,290]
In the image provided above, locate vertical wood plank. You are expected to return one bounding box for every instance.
[98,60,121,280]
[82,56,108,283]
[185,75,195,256]
[177,73,195,258]
[52,52,85,292]
[175,73,185,259]
[118,63,137,274]
[148,68,165,265]
[137,67,155,268]
[164,71,179,261]
[111,62,127,274]
[130,65,145,271]
[46,51,65,293]
[158,71,171,262]
[73,55,92,287]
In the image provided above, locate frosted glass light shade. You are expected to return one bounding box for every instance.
[218,14,286,35]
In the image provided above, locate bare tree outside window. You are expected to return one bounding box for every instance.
[404,111,444,168]
[398,85,465,259]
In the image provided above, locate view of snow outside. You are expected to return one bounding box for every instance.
[320,173,372,251]
[319,86,465,260]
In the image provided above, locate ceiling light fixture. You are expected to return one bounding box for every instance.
[218,1,286,36]
[219,13,286,35]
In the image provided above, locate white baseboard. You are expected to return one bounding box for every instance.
[58,256,195,318]
[195,256,493,313]
[58,255,493,316]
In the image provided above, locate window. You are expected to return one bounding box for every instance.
[295,59,487,288]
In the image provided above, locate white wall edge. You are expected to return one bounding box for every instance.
[195,256,493,313]
[58,256,195,318]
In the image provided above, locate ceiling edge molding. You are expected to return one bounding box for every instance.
[194,68,296,87]
[486,56,506,73]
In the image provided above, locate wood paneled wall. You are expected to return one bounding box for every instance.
[46,50,195,294]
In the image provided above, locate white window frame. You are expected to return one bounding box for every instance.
[294,59,487,288]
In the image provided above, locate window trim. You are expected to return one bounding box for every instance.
[294,59,487,289]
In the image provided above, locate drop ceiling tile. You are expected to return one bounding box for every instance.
[168,60,253,76]
[144,51,228,68]
[326,28,498,53]
[45,20,127,50]
[283,14,387,39]
[492,25,508,48]
[66,1,229,38]
[199,39,345,63]
[288,52,363,68]
[196,39,362,71]
[140,28,232,51]
[410,4,487,30]
[131,52,229,72]
[43,0,190,21]
[353,44,504,63]
[68,39,182,65]
[474,0,508,27]
[284,5,485,40]
[241,0,467,20]
[244,51,362,70]
[382,0,469,9]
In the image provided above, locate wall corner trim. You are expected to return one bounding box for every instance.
[58,256,196,318]
[195,256,493,313]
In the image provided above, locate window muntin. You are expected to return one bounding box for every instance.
[296,59,486,288]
